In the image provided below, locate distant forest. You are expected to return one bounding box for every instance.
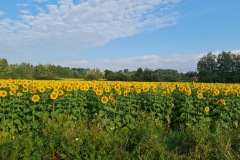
[0,51,239,83]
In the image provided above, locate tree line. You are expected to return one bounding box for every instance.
[0,58,196,81]
[0,50,239,82]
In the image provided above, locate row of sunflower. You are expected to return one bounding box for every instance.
[0,79,240,133]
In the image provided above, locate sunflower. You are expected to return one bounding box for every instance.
[0,90,7,97]
[73,85,79,91]
[67,86,73,92]
[58,89,64,96]
[17,92,23,97]
[0,82,5,88]
[10,90,16,95]
[125,88,131,93]
[178,86,184,91]
[109,93,114,100]
[84,85,89,91]
[54,85,60,90]
[111,99,116,105]
[50,92,58,100]
[93,87,99,92]
[197,93,203,99]
[38,87,45,93]
[161,91,166,96]
[96,89,103,96]
[104,87,111,93]
[22,83,28,88]
[80,86,85,91]
[136,89,141,94]
[152,87,157,92]
[23,88,28,93]
[218,99,226,106]
[213,89,220,96]
[197,90,203,94]
[187,90,192,96]
[117,89,122,95]
[101,96,108,104]
[115,85,120,90]
[205,106,210,113]
[32,94,40,103]
[104,81,110,85]
[185,87,191,92]
[143,87,149,92]
[30,89,36,94]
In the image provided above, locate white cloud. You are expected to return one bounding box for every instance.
[0,0,180,55]
[16,3,29,7]
[18,10,30,14]
[62,49,240,72]
[0,10,6,16]
[228,49,240,55]
[62,54,200,72]
[33,0,48,2]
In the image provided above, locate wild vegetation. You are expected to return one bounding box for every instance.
[0,79,240,159]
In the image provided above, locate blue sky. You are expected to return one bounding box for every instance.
[0,0,239,72]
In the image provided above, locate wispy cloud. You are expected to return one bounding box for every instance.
[16,3,29,7]
[18,10,30,14]
[33,0,48,3]
[0,10,6,16]
[0,0,180,55]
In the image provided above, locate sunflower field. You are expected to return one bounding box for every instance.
[1,79,240,159]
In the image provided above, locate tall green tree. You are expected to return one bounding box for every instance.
[143,68,158,82]
[0,58,8,78]
[132,68,144,81]
[232,54,240,81]
[154,69,179,82]
[197,52,218,82]
[217,51,235,82]
[11,63,34,79]
[33,64,49,79]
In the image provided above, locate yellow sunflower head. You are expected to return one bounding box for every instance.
[38,87,45,93]
[10,90,16,95]
[197,93,203,99]
[58,89,64,96]
[205,106,210,113]
[104,87,111,93]
[111,99,116,105]
[32,94,40,103]
[109,93,114,100]
[23,88,28,93]
[136,89,141,94]
[17,92,23,97]
[96,89,103,96]
[101,96,108,104]
[67,86,73,92]
[152,87,157,93]
[117,89,122,95]
[50,92,58,100]
[213,89,220,96]
[0,90,7,97]
[197,90,203,94]
[218,99,226,106]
